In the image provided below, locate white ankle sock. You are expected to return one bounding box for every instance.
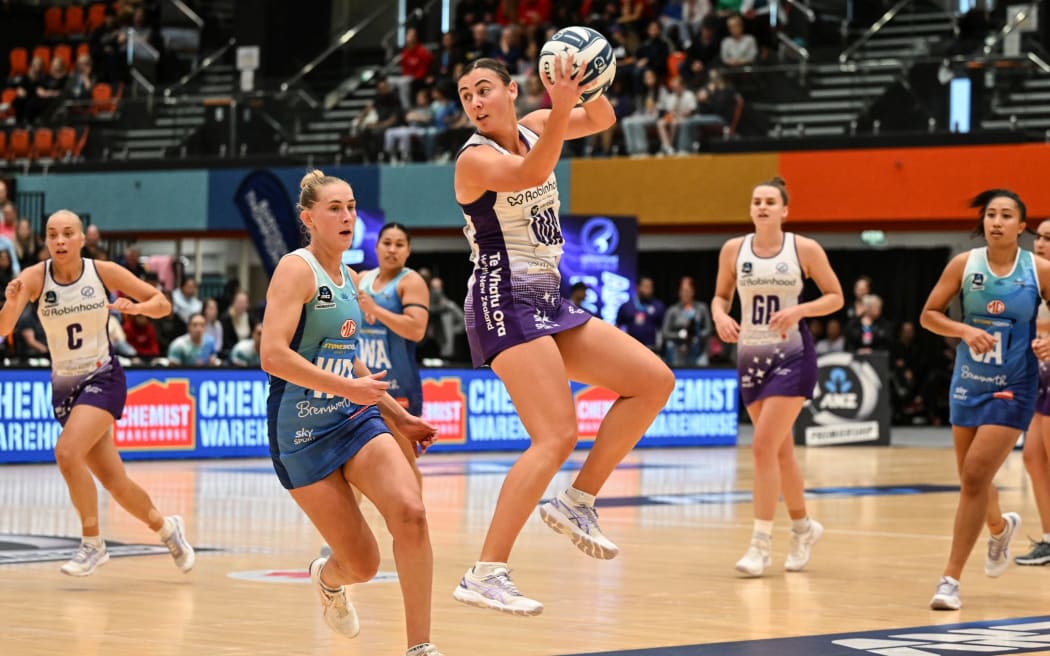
[473,561,507,577]
[1043,533,1050,543]
[791,517,812,534]
[753,519,774,538]
[564,486,595,507]
[156,516,175,540]
[83,535,103,548]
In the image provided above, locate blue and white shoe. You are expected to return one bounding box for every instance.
[160,515,195,573]
[539,492,619,560]
[986,512,1020,577]
[452,566,543,616]
[61,541,109,576]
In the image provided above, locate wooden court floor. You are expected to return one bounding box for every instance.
[3,442,1050,655]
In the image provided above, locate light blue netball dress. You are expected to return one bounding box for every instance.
[267,249,389,490]
[358,267,423,416]
[949,247,1040,430]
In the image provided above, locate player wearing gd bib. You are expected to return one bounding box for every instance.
[922,189,1050,612]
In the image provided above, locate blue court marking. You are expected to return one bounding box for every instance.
[593,483,962,508]
[562,615,1050,656]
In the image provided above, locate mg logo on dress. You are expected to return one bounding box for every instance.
[340,319,357,338]
[986,300,1005,315]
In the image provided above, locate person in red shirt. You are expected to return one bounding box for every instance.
[124,313,160,360]
[400,27,434,103]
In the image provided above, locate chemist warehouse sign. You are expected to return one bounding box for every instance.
[0,368,737,464]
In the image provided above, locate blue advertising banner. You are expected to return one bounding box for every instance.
[232,169,302,276]
[342,208,386,271]
[558,214,637,324]
[0,368,737,464]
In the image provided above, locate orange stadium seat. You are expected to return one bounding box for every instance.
[666,51,686,84]
[76,42,91,61]
[91,82,116,116]
[65,5,86,38]
[32,128,54,160]
[54,126,77,159]
[32,45,51,70]
[8,47,28,78]
[44,6,64,39]
[87,3,107,33]
[53,43,72,71]
[0,131,7,159]
[0,88,16,120]
[8,128,30,160]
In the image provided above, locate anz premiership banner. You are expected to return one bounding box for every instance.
[558,215,638,323]
[794,351,892,447]
[0,368,738,464]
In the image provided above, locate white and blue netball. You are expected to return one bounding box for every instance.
[538,26,616,105]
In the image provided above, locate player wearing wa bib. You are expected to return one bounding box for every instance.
[37,258,125,425]
[358,267,423,415]
[458,124,591,367]
[735,232,818,406]
[267,249,388,490]
[950,247,1040,430]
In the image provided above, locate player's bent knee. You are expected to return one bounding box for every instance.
[53,443,85,472]
[388,499,428,538]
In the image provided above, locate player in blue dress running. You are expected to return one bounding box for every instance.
[451,57,675,616]
[712,177,843,577]
[260,171,441,656]
[0,210,194,578]
[921,189,1050,610]
[355,222,429,486]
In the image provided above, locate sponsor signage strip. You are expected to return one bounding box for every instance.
[0,368,737,464]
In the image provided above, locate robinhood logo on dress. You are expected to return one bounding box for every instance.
[115,379,196,450]
[421,377,466,444]
[574,386,617,441]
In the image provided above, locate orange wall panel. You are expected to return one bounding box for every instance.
[570,153,779,225]
[780,144,1050,223]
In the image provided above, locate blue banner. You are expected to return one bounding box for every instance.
[0,368,737,464]
[232,169,302,276]
[558,214,638,324]
[342,208,386,271]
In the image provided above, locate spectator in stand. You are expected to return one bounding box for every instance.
[14,219,39,271]
[348,77,403,164]
[107,312,138,360]
[592,75,634,156]
[656,76,698,155]
[154,290,186,354]
[15,304,49,361]
[384,88,434,163]
[427,276,466,362]
[0,202,16,240]
[815,317,845,354]
[552,0,589,27]
[0,250,15,289]
[81,224,107,261]
[848,274,871,319]
[35,57,69,123]
[662,275,713,366]
[622,68,665,155]
[431,82,473,161]
[395,27,434,108]
[516,73,550,115]
[616,274,666,354]
[462,22,495,65]
[167,313,219,366]
[172,277,203,325]
[608,26,637,85]
[844,293,893,353]
[493,25,524,73]
[66,54,97,111]
[0,226,20,278]
[569,281,589,308]
[201,297,223,351]
[515,0,552,27]
[681,16,720,84]
[680,0,713,45]
[117,244,149,279]
[11,56,45,126]
[890,320,926,424]
[430,31,465,87]
[228,323,262,367]
[618,0,649,40]
[634,20,672,91]
[455,0,498,37]
[720,14,757,67]
[124,312,161,361]
[90,8,128,83]
[220,290,256,357]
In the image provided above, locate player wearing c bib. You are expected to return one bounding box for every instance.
[712,177,843,579]
[922,189,1050,611]
[260,171,441,656]
[0,210,194,578]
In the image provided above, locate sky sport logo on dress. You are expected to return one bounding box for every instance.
[114,379,196,450]
[421,377,467,444]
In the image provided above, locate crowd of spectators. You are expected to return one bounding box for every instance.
[349,0,793,163]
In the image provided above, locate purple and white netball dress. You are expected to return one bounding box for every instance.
[457,124,591,367]
[735,233,818,406]
[37,259,126,425]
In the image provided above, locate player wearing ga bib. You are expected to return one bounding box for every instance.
[457,124,591,368]
[37,258,127,425]
[358,267,423,416]
[735,233,818,406]
[267,249,388,490]
[949,247,1040,430]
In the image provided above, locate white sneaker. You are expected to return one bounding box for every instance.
[930,575,961,610]
[452,566,544,616]
[160,515,195,573]
[985,512,1020,577]
[538,492,619,559]
[60,541,110,576]
[407,644,445,656]
[785,519,824,572]
[309,557,360,638]
[735,537,772,577]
